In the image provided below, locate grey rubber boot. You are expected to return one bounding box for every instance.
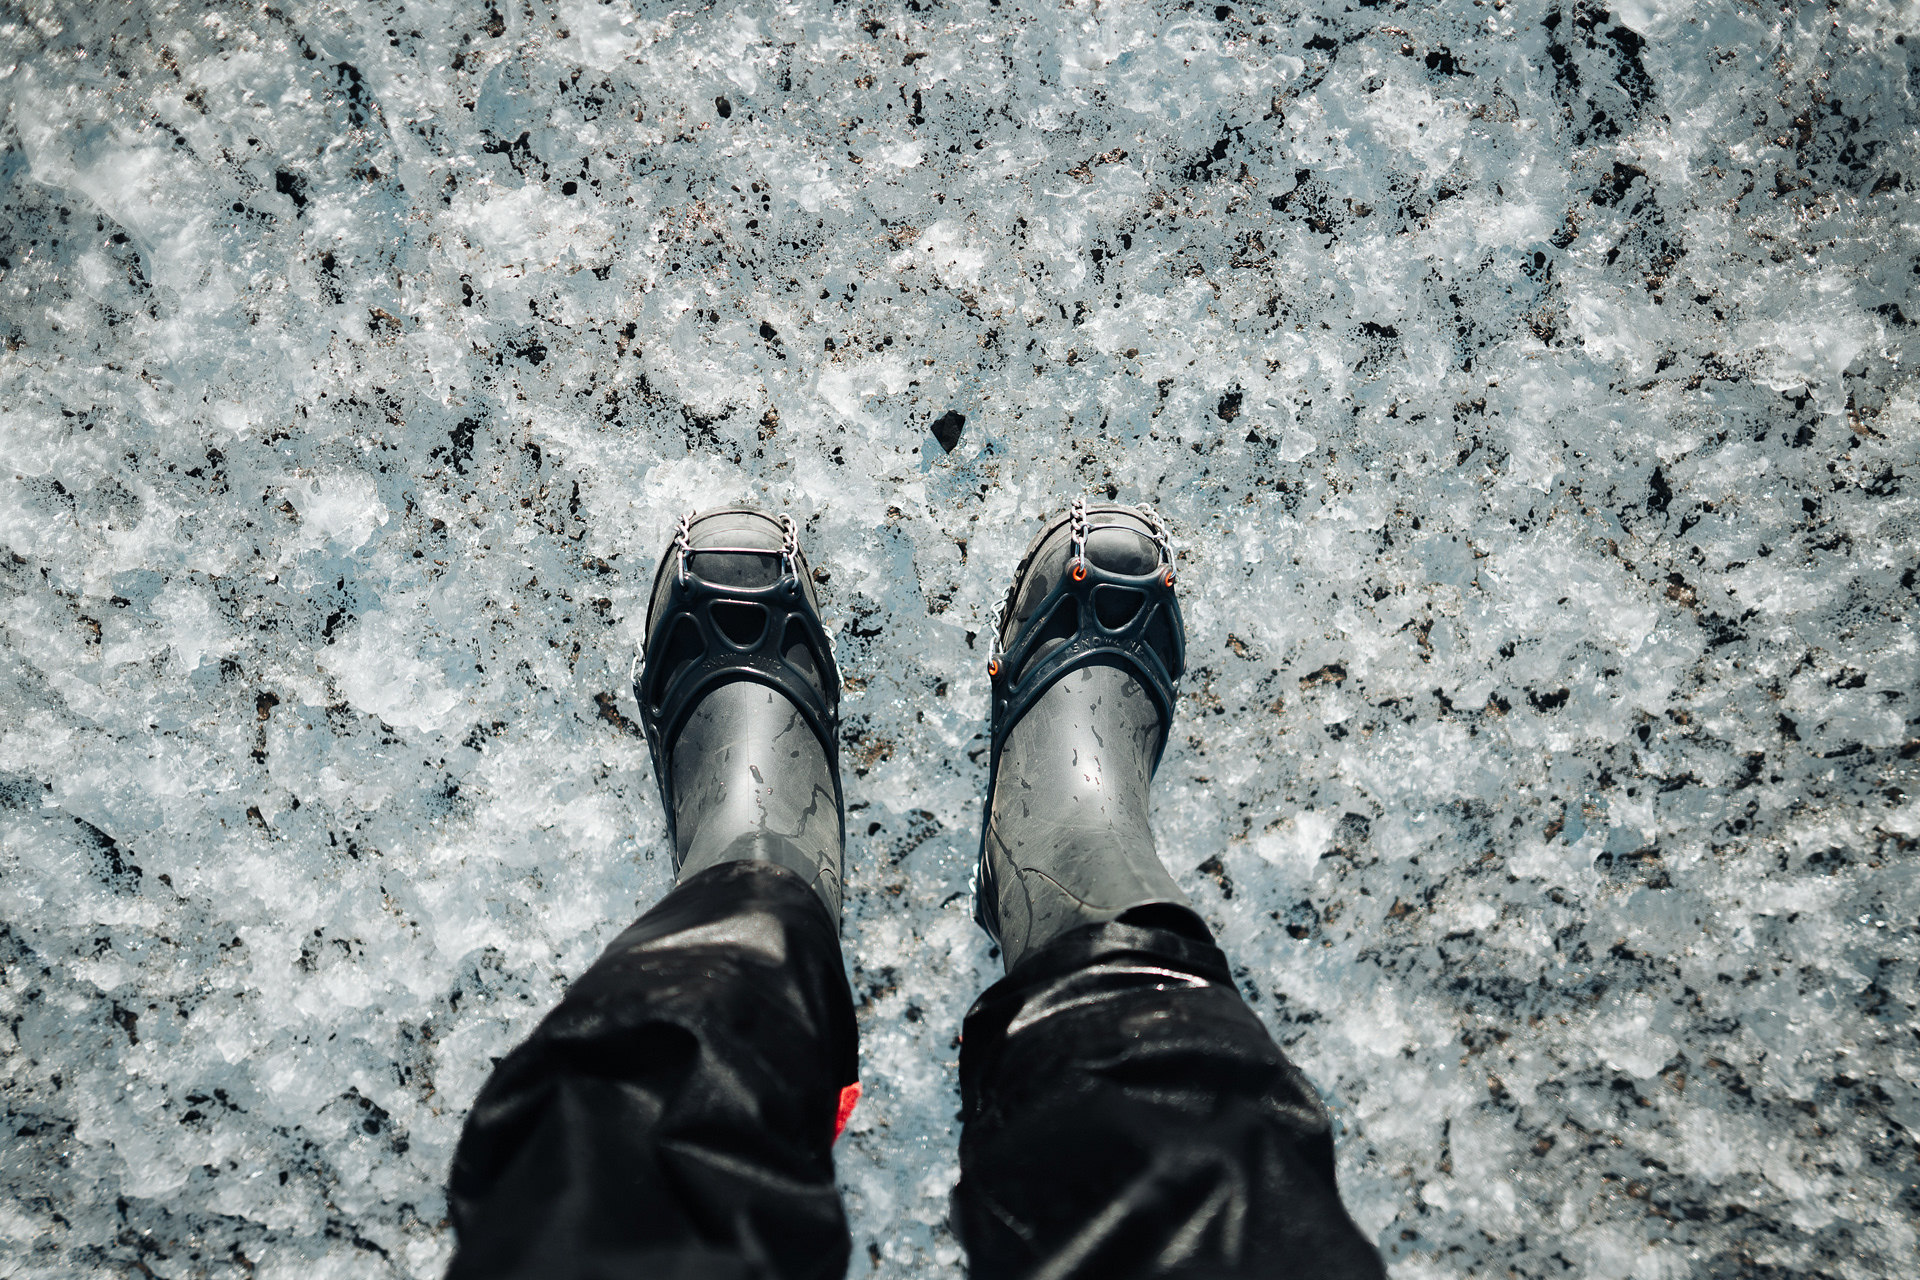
[671,682,844,918]
[636,509,845,920]
[979,504,1201,971]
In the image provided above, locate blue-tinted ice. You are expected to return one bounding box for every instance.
[1,2,1916,1276]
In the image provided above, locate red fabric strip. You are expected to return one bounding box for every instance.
[833,1082,862,1142]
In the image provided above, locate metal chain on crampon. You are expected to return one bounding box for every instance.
[985,595,1007,676]
[1068,495,1090,581]
[1135,503,1176,583]
[673,510,696,584]
[778,513,800,580]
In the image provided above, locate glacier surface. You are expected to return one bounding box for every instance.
[2,1,1917,1277]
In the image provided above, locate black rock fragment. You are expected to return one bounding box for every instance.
[931,410,966,452]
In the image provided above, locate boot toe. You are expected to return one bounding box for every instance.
[1006,507,1162,635]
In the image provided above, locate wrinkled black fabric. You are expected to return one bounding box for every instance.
[446,871,1383,1280]
[953,920,1386,1280]
[446,860,857,1280]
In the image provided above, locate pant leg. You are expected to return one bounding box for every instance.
[446,860,859,1280]
[953,918,1385,1280]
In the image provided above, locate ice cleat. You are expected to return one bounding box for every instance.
[633,508,846,920]
[976,498,1204,971]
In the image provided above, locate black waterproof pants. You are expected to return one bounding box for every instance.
[446,861,1384,1280]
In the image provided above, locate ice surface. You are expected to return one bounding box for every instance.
[1,1,1917,1276]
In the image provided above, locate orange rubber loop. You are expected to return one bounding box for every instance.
[1070,559,1087,582]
